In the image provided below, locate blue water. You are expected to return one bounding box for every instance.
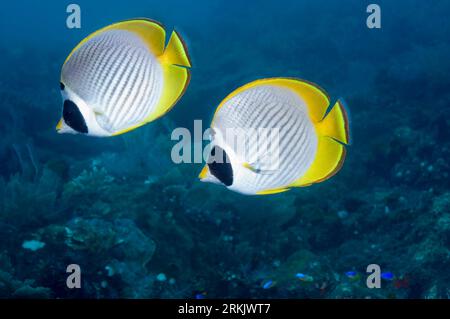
[0,0,449,298]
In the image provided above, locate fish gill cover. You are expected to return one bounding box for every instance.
[0,0,449,299]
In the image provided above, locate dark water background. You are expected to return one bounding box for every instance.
[0,0,449,298]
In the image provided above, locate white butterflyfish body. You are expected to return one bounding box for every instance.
[56,18,191,137]
[199,78,350,195]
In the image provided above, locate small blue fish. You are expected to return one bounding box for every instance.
[381,272,394,281]
[295,273,314,282]
[295,273,305,279]
[195,293,206,300]
[345,270,361,281]
[262,279,276,289]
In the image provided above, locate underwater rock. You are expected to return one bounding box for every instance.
[328,282,385,299]
[0,270,17,297]
[0,0,449,299]
[37,217,157,298]
[107,259,155,298]
[12,285,53,299]
[110,219,156,266]
[432,192,450,215]
[45,159,70,182]
[65,218,155,264]
[269,249,324,296]
[0,168,61,228]
[0,267,53,299]
[65,218,117,254]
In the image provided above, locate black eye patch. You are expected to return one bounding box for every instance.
[208,146,233,186]
[63,100,88,134]
[60,82,65,90]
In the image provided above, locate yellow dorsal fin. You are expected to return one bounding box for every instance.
[64,18,166,66]
[267,78,330,122]
[211,77,330,126]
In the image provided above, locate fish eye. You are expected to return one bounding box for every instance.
[63,100,88,134]
[208,146,233,186]
[60,82,65,90]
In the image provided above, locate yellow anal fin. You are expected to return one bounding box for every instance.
[256,187,290,195]
[64,18,166,65]
[289,136,346,187]
[161,31,191,67]
[317,99,350,145]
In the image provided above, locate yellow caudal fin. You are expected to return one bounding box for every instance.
[289,99,350,187]
[64,18,166,65]
[317,99,350,144]
[145,31,191,123]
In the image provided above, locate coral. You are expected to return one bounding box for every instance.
[0,0,449,299]
[0,168,62,229]
[12,285,53,299]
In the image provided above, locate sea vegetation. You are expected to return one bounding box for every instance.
[0,0,449,298]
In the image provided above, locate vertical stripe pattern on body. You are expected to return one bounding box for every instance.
[212,85,318,194]
[61,29,164,133]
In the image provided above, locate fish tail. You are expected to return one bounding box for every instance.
[318,99,350,145]
[144,31,191,123]
[161,30,191,67]
[289,99,350,187]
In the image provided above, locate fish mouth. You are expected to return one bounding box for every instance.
[56,119,64,132]
[198,166,209,180]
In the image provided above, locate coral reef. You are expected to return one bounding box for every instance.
[0,0,449,299]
